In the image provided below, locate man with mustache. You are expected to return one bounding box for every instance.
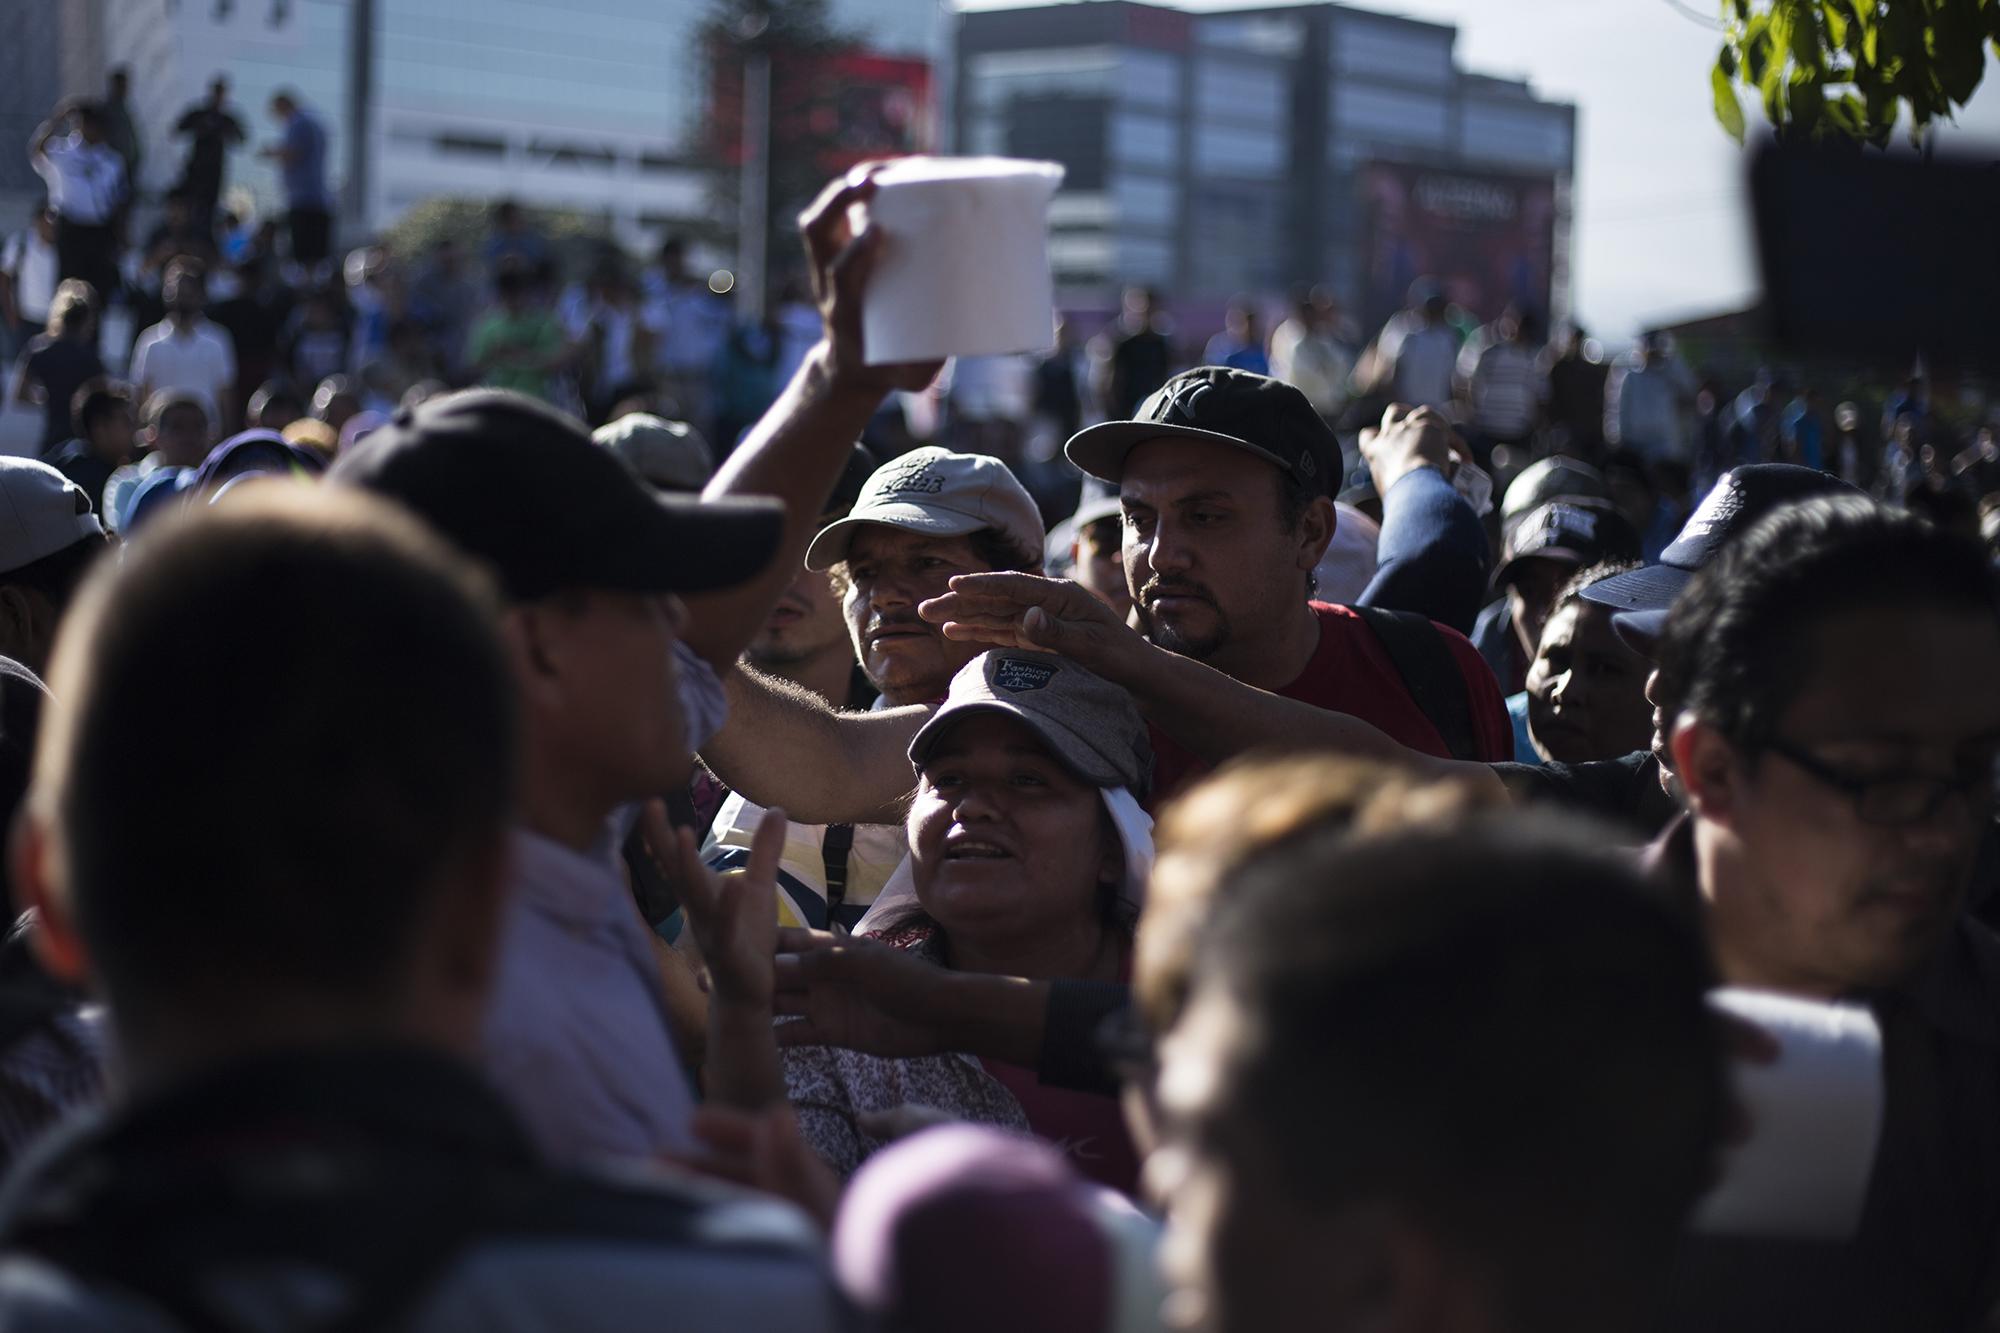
[697,446,1045,931]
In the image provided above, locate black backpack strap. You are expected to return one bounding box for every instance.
[1349,605,1479,762]
[822,824,855,920]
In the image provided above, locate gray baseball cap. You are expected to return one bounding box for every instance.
[0,459,105,575]
[592,413,715,493]
[806,447,1045,572]
[909,649,1152,794]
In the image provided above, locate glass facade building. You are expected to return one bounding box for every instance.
[958,0,1577,320]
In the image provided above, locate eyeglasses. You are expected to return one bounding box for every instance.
[1763,736,2000,826]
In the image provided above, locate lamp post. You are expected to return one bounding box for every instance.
[736,5,772,325]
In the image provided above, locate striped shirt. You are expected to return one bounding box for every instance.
[31,137,125,226]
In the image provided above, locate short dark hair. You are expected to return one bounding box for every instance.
[1197,815,1725,1326]
[1655,495,2000,757]
[2,535,108,616]
[36,490,517,1030]
[70,378,132,442]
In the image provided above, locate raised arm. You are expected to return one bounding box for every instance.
[28,104,70,163]
[696,662,925,825]
[1354,405,1490,634]
[680,170,943,675]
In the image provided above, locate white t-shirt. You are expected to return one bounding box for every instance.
[32,137,125,226]
[130,319,236,419]
[1,230,60,324]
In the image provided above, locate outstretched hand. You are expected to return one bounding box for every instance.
[646,800,787,1009]
[919,571,1147,681]
[772,927,955,1059]
[798,167,943,396]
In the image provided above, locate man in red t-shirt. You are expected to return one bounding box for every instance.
[704,368,1509,824]
[929,365,1511,802]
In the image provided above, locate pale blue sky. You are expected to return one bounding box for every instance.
[959,0,2000,340]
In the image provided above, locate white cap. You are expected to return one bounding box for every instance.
[805,447,1044,572]
[0,459,105,575]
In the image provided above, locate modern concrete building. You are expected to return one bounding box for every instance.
[46,0,939,243]
[957,0,1577,326]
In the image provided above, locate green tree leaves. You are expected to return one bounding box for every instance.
[1714,0,2000,145]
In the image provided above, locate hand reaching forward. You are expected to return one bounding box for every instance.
[771,928,954,1059]
[919,571,1149,682]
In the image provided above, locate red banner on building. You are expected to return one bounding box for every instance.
[1359,162,1556,331]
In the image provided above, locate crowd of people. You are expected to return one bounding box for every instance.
[0,69,1999,1333]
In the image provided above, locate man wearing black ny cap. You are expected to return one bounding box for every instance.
[329,168,940,1165]
[932,366,1513,798]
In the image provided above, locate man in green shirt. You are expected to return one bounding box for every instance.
[469,262,570,401]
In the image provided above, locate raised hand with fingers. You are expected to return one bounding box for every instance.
[797,167,944,396]
[661,801,788,1009]
[919,571,1148,683]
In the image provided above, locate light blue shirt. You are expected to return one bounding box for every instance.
[483,829,696,1166]
[1506,690,1543,765]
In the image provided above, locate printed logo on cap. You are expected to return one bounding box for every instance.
[1298,449,1317,479]
[876,457,946,497]
[994,658,1057,693]
[1541,503,1599,542]
[1159,379,1215,427]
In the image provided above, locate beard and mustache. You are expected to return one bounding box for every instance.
[1135,575,1233,661]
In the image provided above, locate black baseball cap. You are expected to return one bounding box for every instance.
[1581,464,1860,648]
[1494,498,1641,590]
[329,388,783,602]
[1065,366,1338,497]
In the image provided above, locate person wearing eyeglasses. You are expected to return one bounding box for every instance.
[1649,493,2000,1330]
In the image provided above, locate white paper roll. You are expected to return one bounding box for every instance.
[1692,988,1884,1240]
[856,156,1065,366]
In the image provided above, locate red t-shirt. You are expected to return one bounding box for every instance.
[1147,601,1512,804]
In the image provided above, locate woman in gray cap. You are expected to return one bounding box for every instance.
[678,648,1154,1196]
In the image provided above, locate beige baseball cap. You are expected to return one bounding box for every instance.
[805,446,1044,572]
[909,649,1152,794]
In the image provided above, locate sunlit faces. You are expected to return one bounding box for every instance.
[906,712,1118,960]
[1525,599,1654,764]
[1119,438,1327,668]
[839,526,994,706]
[1684,603,2000,996]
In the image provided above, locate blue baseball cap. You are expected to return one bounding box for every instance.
[1581,464,1861,651]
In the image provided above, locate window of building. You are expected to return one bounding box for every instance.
[1332,83,1449,148]
[1119,235,1175,283]
[1118,49,1184,111]
[1194,123,1286,178]
[970,48,1119,110]
[1330,20,1453,84]
[1110,111,1181,171]
[1194,60,1287,124]
[1112,174,1180,230]
[1460,101,1573,170]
